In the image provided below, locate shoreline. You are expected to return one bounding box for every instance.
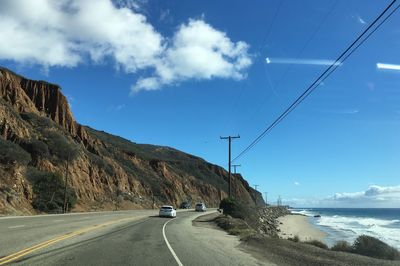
[207,212,399,265]
[278,214,327,242]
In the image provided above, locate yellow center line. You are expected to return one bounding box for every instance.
[0,215,147,265]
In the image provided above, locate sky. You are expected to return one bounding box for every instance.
[0,0,400,207]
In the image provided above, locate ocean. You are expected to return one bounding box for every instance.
[290,208,400,249]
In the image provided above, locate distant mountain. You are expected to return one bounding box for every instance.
[0,67,263,215]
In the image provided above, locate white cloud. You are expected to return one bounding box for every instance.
[377,63,400,71]
[294,182,300,186]
[159,9,173,23]
[0,0,164,71]
[0,0,252,93]
[287,185,400,208]
[265,57,341,66]
[132,19,252,93]
[332,185,400,202]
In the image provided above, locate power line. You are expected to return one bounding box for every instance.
[232,0,399,163]
[263,0,285,45]
[228,1,337,136]
[257,0,339,121]
[224,0,286,136]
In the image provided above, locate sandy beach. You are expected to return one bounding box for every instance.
[278,214,326,242]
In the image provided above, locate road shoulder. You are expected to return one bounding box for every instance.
[189,212,275,266]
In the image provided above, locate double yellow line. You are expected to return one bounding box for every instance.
[0,216,145,265]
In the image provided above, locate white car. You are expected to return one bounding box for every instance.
[159,205,177,218]
[195,203,206,212]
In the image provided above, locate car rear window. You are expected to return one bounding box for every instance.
[161,207,172,210]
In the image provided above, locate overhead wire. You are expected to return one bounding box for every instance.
[250,0,339,128]
[232,0,399,162]
[220,0,285,136]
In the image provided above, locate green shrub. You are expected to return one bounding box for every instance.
[219,198,247,219]
[304,240,328,249]
[214,215,253,238]
[0,138,31,165]
[28,169,77,213]
[352,235,400,260]
[21,139,49,159]
[331,241,353,252]
[87,152,116,176]
[20,112,55,129]
[43,130,79,161]
[288,235,300,242]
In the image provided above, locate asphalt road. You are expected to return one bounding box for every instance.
[0,210,269,266]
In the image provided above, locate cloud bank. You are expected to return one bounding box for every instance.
[286,185,400,207]
[332,185,400,203]
[0,0,252,93]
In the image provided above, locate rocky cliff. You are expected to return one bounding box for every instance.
[0,67,263,215]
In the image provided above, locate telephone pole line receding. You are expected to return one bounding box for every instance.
[220,135,240,198]
[232,164,241,199]
[232,164,241,174]
[254,184,259,205]
[264,192,268,206]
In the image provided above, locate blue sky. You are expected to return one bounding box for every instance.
[1,0,400,207]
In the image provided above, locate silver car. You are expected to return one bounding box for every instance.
[159,205,177,217]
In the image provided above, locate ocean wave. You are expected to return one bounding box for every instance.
[290,209,314,216]
[314,215,400,249]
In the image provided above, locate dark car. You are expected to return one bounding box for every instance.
[195,203,206,212]
[179,201,191,209]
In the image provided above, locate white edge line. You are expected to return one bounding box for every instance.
[162,218,184,266]
[8,225,25,229]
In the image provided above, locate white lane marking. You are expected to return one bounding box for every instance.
[162,218,184,266]
[8,225,25,229]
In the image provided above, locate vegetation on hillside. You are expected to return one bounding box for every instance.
[0,138,31,165]
[27,168,76,213]
[85,126,228,193]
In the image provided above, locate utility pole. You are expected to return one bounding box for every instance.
[264,192,268,206]
[254,184,259,206]
[232,164,241,199]
[63,153,70,214]
[232,164,241,174]
[220,135,240,198]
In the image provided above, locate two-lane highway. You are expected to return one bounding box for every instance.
[1,210,271,265]
[0,209,158,263]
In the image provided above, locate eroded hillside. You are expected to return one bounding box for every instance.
[0,67,263,215]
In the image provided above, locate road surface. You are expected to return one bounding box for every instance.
[0,210,270,265]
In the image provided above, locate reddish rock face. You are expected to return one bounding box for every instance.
[19,79,76,135]
[0,67,88,143]
[0,67,263,215]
